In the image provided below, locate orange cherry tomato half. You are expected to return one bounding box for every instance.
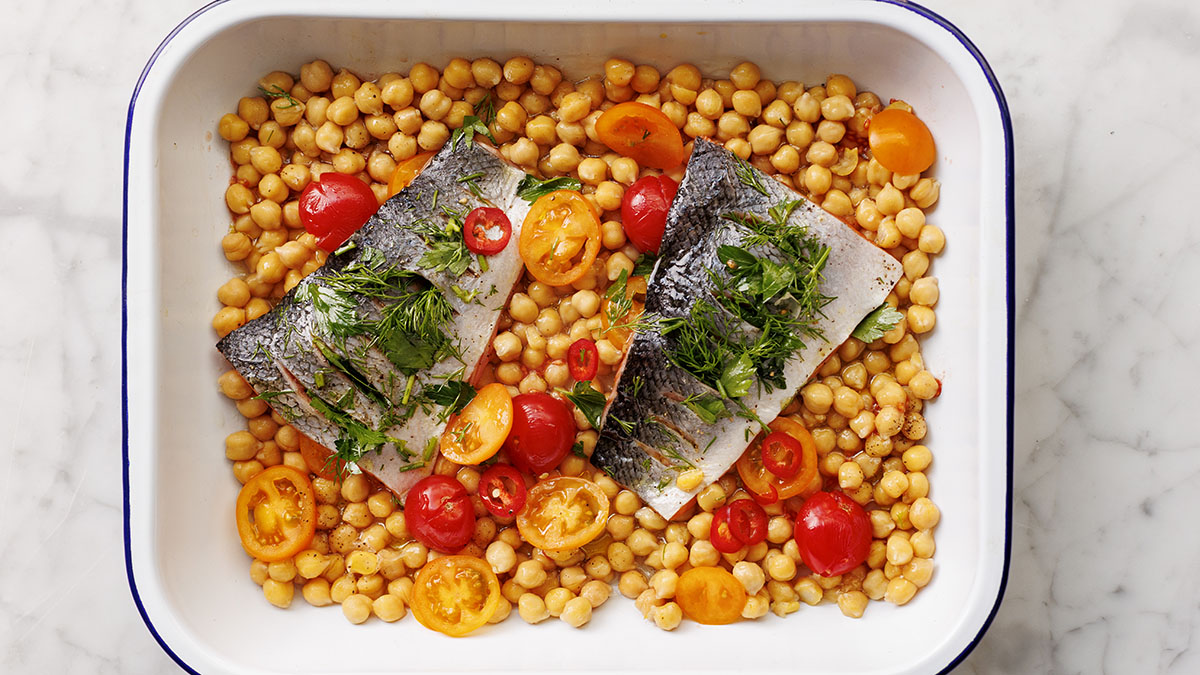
[410,555,502,637]
[518,190,601,286]
[439,383,514,465]
[462,206,512,255]
[867,107,936,175]
[736,416,819,501]
[388,151,435,196]
[297,434,346,481]
[595,102,687,170]
[516,476,610,552]
[675,567,747,625]
[234,465,316,562]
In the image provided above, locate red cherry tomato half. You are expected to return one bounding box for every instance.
[503,393,576,474]
[620,175,678,254]
[709,505,743,554]
[567,338,600,381]
[298,173,380,252]
[404,475,475,553]
[725,499,768,547]
[462,206,512,255]
[761,431,804,480]
[478,463,528,518]
[793,491,872,577]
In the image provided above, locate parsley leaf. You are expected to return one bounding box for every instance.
[560,381,607,430]
[304,283,361,339]
[420,381,476,414]
[418,240,473,276]
[631,251,658,277]
[570,440,587,458]
[450,115,495,150]
[516,174,583,202]
[681,392,729,424]
[309,395,392,465]
[852,302,906,343]
[717,352,755,399]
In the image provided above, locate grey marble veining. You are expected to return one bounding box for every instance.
[3,0,1199,672]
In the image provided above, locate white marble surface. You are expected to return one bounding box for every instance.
[3,0,1198,672]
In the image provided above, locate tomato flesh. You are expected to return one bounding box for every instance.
[867,108,936,175]
[411,555,501,637]
[463,206,512,255]
[298,173,379,252]
[620,175,678,254]
[234,466,316,562]
[479,463,528,518]
[794,490,872,577]
[440,383,514,465]
[388,151,435,196]
[517,477,609,552]
[595,102,687,170]
[404,475,475,553]
[567,338,599,381]
[675,567,746,625]
[503,393,575,474]
[761,431,804,479]
[519,190,601,285]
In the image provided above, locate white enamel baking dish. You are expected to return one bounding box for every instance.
[123,1,1013,672]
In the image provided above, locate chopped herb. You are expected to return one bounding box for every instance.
[457,171,484,197]
[852,302,906,343]
[423,436,439,462]
[309,395,393,466]
[732,153,768,196]
[254,390,294,404]
[257,84,300,109]
[656,475,672,491]
[450,115,495,150]
[477,254,489,273]
[570,441,587,458]
[473,93,497,126]
[559,381,607,430]
[487,284,498,297]
[414,207,473,276]
[516,174,583,202]
[603,269,634,334]
[681,392,729,424]
[609,415,636,434]
[630,375,645,398]
[420,380,476,415]
[631,251,659,277]
[304,283,361,340]
[451,284,478,303]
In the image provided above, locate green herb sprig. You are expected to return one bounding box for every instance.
[516,175,583,202]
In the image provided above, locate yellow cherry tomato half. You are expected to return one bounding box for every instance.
[867,107,936,175]
[410,555,502,637]
[517,476,610,552]
[675,567,747,625]
[519,190,602,286]
[439,383,514,465]
[234,465,316,562]
[736,416,819,501]
[388,151,435,196]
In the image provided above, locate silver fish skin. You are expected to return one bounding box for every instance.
[218,141,530,497]
[592,138,903,518]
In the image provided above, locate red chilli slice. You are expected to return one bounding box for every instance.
[479,463,528,518]
[463,207,512,255]
[567,338,599,381]
[761,431,804,479]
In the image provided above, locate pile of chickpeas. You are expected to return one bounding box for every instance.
[213,54,943,631]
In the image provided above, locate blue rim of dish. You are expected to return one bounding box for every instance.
[122,2,1013,673]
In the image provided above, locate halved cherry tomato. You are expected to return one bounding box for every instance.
[794,490,872,577]
[462,206,512,255]
[439,383,514,465]
[234,465,316,562]
[478,463,528,518]
[410,555,501,637]
[404,475,475,553]
[567,338,599,381]
[867,107,936,175]
[620,175,678,253]
[595,102,687,170]
[519,190,601,285]
[599,275,646,350]
[388,151,435,196]
[503,393,575,474]
[297,434,346,481]
[761,430,804,479]
[675,567,746,625]
[736,416,819,501]
[298,172,380,252]
[517,476,609,552]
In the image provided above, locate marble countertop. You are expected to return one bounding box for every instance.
[4,0,1198,672]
